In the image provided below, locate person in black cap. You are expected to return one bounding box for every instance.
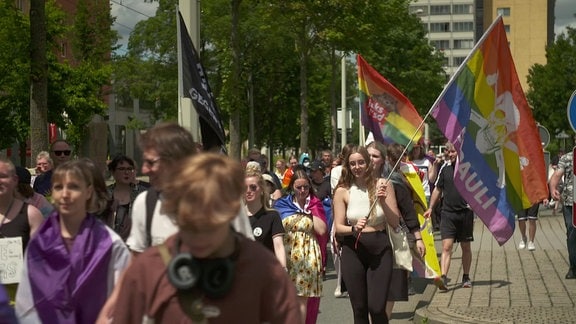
[309,160,331,200]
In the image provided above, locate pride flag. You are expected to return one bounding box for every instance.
[431,17,549,245]
[357,55,423,147]
[400,162,441,278]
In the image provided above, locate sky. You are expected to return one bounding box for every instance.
[110,0,576,54]
[554,0,576,37]
[110,0,159,55]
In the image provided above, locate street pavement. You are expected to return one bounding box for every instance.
[317,206,576,323]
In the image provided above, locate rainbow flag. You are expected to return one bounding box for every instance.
[400,162,441,278]
[431,17,549,245]
[357,54,423,147]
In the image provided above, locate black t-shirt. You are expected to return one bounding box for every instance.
[436,163,469,213]
[312,176,331,200]
[248,207,285,252]
[389,172,420,233]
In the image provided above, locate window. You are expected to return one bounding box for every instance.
[430,22,450,32]
[430,5,451,15]
[497,7,511,17]
[453,22,474,32]
[454,39,474,49]
[504,25,510,33]
[453,57,467,67]
[432,40,450,50]
[60,42,67,57]
[453,4,472,14]
[411,6,428,16]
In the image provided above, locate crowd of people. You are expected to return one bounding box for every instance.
[0,123,574,324]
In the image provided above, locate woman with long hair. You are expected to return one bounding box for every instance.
[368,142,426,319]
[274,166,327,324]
[333,145,401,323]
[244,165,286,267]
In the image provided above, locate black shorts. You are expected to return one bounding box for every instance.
[517,203,539,221]
[440,209,474,242]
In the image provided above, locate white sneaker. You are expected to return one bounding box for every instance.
[518,240,526,249]
[528,241,536,251]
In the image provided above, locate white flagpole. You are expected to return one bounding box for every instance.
[366,16,505,218]
[427,15,504,117]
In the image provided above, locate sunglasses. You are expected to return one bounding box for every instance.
[246,184,259,192]
[53,150,71,157]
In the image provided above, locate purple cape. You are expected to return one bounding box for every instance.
[26,212,113,323]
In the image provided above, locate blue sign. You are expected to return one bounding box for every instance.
[569,90,576,132]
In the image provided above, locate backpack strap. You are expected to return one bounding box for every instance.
[145,188,159,248]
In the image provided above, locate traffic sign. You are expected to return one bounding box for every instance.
[538,124,550,148]
[568,90,576,132]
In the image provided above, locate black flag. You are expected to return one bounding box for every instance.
[178,11,226,152]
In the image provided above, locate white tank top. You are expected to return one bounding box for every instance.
[346,184,385,227]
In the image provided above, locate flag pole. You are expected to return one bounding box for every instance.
[428,15,503,116]
[365,16,504,219]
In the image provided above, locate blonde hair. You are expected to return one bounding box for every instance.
[245,169,272,209]
[162,153,244,229]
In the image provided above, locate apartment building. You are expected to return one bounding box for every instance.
[482,0,554,91]
[409,0,554,92]
[409,0,477,77]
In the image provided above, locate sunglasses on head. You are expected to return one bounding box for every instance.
[53,150,71,157]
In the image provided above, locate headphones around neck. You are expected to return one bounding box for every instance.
[163,236,238,299]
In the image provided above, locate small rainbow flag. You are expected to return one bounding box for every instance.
[357,55,423,147]
[431,17,549,245]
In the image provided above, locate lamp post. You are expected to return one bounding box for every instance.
[556,130,570,151]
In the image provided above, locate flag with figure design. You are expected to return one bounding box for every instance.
[357,55,423,147]
[430,16,549,245]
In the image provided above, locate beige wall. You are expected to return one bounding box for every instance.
[485,0,550,92]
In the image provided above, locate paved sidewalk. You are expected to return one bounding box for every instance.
[414,207,576,323]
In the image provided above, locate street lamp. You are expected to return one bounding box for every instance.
[556,130,570,151]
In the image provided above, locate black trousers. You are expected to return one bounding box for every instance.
[341,231,393,324]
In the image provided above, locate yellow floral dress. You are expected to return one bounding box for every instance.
[282,213,322,297]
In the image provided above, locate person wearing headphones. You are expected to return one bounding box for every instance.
[112,153,300,323]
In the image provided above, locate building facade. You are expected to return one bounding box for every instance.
[409,0,477,77]
[409,0,554,92]
[482,0,554,91]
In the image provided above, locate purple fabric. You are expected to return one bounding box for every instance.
[0,284,17,324]
[26,211,113,323]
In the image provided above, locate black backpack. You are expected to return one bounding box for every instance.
[145,188,159,248]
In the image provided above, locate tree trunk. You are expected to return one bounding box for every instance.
[298,32,309,154]
[228,0,242,159]
[30,0,49,160]
[330,48,338,155]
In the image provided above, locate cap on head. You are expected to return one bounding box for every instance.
[309,160,325,173]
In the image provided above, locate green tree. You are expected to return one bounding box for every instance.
[114,0,178,123]
[527,27,576,141]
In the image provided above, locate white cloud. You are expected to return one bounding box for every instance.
[111,0,158,54]
[555,0,576,37]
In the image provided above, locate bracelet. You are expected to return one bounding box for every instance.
[415,238,422,241]
[351,225,356,233]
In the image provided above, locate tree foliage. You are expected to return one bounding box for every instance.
[0,0,117,161]
[527,27,576,145]
[115,0,447,157]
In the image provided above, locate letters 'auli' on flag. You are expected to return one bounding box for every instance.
[430,16,549,245]
[357,54,423,147]
[177,11,226,151]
